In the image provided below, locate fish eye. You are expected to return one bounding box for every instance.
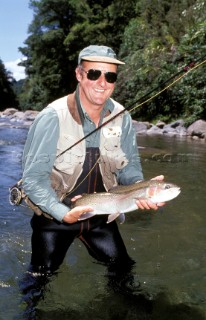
[165,184,171,189]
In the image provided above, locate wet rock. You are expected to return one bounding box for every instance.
[162,120,186,136]
[132,121,150,134]
[170,119,185,128]
[156,120,166,129]
[10,111,25,121]
[162,124,178,136]
[0,108,39,127]
[24,110,39,121]
[187,120,206,139]
[147,125,163,135]
[1,108,19,117]
[176,126,187,136]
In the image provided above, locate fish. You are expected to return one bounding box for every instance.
[73,180,181,224]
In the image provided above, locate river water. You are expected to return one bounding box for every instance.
[0,121,206,319]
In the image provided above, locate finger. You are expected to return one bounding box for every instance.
[151,175,164,181]
[156,202,165,207]
[136,199,161,210]
[136,199,151,210]
[70,195,82,202]
[77,206,94,219]
[73,206,93,215]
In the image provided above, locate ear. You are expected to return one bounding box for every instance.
[75,66,82,82]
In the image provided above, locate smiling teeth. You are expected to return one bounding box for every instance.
[95,89,105,92]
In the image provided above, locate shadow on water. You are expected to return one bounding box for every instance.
[0,126,206,319]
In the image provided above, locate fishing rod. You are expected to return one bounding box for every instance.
[57,54,206,158]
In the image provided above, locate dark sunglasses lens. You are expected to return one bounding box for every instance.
[87,69,101,80]
[86,69,117,83]
[105,72,117,83]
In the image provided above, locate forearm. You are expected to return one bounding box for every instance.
[22,108,69,221]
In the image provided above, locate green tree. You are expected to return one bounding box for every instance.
[64,0,137,55]
[114,0,206,123]
[0,59,18,111]
[19,0,78,110]
[19,0,137,110]
[177,18,206,124]
[19,0,206,122]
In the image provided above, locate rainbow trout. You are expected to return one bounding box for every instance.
[74,180,181,224]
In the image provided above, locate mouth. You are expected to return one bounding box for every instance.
[94,88,105,93]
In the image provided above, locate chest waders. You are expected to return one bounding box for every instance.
[30,147,134,274]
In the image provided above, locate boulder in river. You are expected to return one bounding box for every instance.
[187,120,206,139]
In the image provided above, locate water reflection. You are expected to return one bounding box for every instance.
[0,128,206,319]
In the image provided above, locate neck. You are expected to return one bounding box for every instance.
[86,108,103,127]
[78,91,105,127]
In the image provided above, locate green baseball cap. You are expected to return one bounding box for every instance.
[78,45,125,65]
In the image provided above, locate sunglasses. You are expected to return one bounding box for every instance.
[80,67,117,83]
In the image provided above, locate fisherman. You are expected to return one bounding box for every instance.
[21,45,164,297]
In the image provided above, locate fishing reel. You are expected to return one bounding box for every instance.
[8,180,51,219]
[9,180,23,206]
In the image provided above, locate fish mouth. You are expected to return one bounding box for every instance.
[173,187,181,195]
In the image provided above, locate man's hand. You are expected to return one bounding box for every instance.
[63,205,93,224]
[63,194,93,223]
[136,175,165,210]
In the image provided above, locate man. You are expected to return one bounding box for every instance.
[22,45,163,288]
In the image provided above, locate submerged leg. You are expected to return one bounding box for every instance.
[18,269,53,319]
[18,215,77,318]
[78,217,139,295]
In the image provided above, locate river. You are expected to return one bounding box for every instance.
[0,121,206,319]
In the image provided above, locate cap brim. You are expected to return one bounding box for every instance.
[81,55,125,65]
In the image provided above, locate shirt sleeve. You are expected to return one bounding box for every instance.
[22,107,69,221]
[117,111,144,185]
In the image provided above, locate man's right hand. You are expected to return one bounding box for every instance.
[63,206,93,224]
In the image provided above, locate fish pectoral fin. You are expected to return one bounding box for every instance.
[78,212,96,221]
[117,213,125,224]
[107,212,120,224]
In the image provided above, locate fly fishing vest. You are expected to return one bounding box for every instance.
[49,92,129,198]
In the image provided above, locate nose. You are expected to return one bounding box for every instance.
[98,73,107,86]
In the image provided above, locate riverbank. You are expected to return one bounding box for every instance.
[1,107,206,141]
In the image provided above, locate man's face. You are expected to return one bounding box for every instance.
[76,61,117,111]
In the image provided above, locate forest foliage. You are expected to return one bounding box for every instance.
[1,0,206,124]
[0,59,18,110]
